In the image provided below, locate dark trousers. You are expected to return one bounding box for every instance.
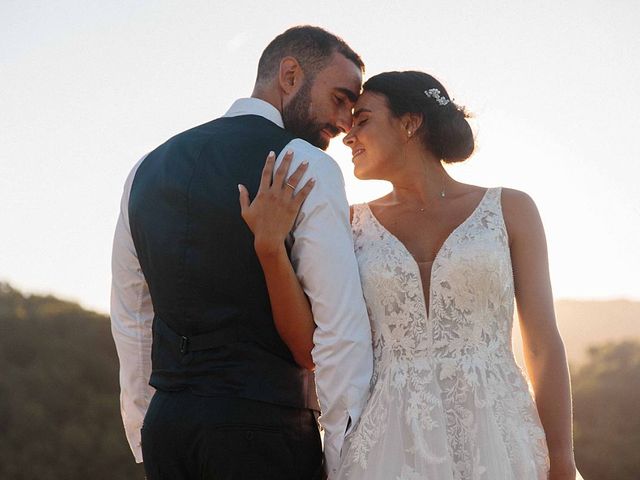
[141,390,323,480]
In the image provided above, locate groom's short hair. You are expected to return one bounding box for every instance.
[256,26,364,85]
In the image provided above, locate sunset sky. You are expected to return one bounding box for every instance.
[2,0,639,313]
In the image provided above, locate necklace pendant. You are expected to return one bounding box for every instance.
[440,190,446,198]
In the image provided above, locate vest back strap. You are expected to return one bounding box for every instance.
[157,316,241,354]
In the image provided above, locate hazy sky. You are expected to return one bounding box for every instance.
[2,0,639,314]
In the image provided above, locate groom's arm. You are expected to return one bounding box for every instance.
[110,156,155,464]
[278,140,373,478]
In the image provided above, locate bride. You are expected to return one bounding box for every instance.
[238,71,577,479]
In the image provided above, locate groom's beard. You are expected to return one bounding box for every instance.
[282,81,339,151]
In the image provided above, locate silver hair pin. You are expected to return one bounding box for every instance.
[424,88,450,106]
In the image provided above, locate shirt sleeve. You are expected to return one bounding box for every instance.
[110,155,155,464]
[277,140,374,478]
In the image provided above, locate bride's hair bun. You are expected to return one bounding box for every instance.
[363,71,474,163]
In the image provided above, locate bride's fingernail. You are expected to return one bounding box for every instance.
[286,150,293,156]
[268,151,275,158]
[302,161,309,166]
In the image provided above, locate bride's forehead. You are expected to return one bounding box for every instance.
[354,91,388,111]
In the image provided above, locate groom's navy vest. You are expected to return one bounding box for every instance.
[129,115,318,411]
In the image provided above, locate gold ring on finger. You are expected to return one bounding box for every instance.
[285,182,296,190]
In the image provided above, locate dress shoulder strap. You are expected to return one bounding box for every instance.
[486,187,503,210]
[483,187,509,235]
[350,203,367,226]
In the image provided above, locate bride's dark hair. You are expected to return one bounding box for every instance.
[363,71,474,163]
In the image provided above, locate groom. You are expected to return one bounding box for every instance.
[111,26,373,479]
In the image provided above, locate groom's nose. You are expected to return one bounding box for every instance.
[336,110,353,134]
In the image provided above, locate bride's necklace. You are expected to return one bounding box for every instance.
[418,175,446,212]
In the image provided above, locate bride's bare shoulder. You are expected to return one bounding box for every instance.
[500,188,539,216]
[500,188,544,241]
[367,193,395,208]
[349,194,393,224]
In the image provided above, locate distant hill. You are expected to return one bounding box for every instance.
[0,283,144,480]
[513,299,640,366]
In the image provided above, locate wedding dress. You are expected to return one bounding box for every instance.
[338,188,549,480]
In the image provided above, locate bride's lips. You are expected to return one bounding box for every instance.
[352,148,365,161]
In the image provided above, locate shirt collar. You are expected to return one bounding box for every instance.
[223,97,284,129]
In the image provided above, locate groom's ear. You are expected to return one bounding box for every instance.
[278,56,304,96]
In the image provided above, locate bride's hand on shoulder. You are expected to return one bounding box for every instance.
[238,150,314,258]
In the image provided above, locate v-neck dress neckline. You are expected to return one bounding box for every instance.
[362,188,491,322]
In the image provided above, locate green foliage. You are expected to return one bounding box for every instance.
[572,340,640,480]
[0,283,144,479]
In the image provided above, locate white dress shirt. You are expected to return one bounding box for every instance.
[110,153,153,463]
[110,98,373,476]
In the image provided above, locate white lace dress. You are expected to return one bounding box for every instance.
[338,188,549,480]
